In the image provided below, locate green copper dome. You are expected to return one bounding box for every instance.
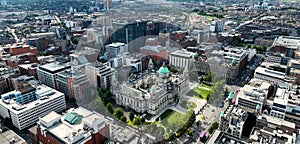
[256,104,261,109]
[112,74,116,80]
[194,53,199,58]
[149,58,153,64]
[64,112,83,125]
[159,66,170,74]
[220,112,225,118]
[232,59,237,65]
[228,92,233,99]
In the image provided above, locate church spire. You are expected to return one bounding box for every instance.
[148,58,154,70]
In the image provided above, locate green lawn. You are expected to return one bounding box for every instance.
[127,120,137,128]
[186,87,211,100]
[160,109,193,131]
[199,84,212,89]
[180,101,197,109]
[205,16,217,22]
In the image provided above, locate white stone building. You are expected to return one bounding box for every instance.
[169,49,194,69]
[0,85,66,130]
[111,63,189,115]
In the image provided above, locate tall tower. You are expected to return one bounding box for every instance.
[103,0,112,11]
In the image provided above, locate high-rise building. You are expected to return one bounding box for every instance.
[103,0,112,11]
[235,78,273,113]
[210,20,225,33]
[219,105,248,138]
[271,36,300,59]
[56,69,90,104]
[104,42,128,60]
[0,85,66,130]
[37,62,71,89]
[109,21,147,53]
[85,63,117,90]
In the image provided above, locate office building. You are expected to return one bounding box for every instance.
[56,69,90,104]
[146,20,166,36]
[235,78,273,113]
[254,66,291,84]
[37,62,71,89]
[268,86,300,127]
[107,52,145,73]
[85,63,117,90]
[250,114,297,144]
[210,20,225,33]
[34,107,110,144]
[103,0,112,11]
[8,43,38,56]
[195,47,248,83]
[30,107,156,144]
[287,60,300,84]
[265,52,284,64]
[271,36,300,58]
[109,21,147,53]
[219,105,248,138]
[0,85,66,130]
[104,42,128,60]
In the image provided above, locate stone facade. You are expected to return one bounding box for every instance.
[111,62,189,115]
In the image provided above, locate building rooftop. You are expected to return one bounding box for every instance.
[0,130,26,144]
[257,114,295,129]
[39,107,110,144]
[106,42,126,48]
[206,130,247,144]
[40,111,61,124]
[0,85,64,114]
[140,45,165,53]
[273,36,300,49]
[169,49,193,58]
[255,66,286,80]
[39,62,70,73]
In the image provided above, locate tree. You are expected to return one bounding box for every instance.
[93,97,104,112]
[129,112,135,121]
[120,115,127,122]
[2,126,9,132]
[133,116,142,125]
[113,108,124,119]
[188,129,194,136]
[205,71,212,82]
[208,122,219,134]
[196,120,201,127]
[106,102,113,114]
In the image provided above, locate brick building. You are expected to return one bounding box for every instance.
[9,43,38,56]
